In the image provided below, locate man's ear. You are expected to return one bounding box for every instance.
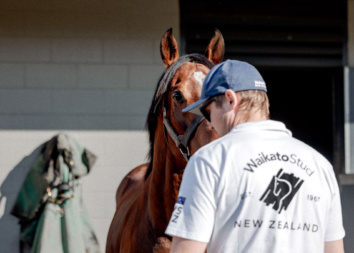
[224,89,239,111]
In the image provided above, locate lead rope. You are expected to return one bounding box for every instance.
[46,148,75,217]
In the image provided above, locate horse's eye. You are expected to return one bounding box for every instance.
[172,91,184,103]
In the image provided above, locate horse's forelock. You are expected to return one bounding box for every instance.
[144,54,214,179]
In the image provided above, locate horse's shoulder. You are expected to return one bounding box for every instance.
[115,163,149,203]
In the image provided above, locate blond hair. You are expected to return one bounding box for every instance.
[215,90,269,120]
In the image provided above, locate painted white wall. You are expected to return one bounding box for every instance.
[0,130,149,252]
[0,1,180,252]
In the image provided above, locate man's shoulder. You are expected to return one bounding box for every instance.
[290,136,330,161]
[192,134,240,163]
[198,134,232,151]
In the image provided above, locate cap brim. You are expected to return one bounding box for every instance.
[182,98,208,115]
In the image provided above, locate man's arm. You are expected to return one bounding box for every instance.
[170,236,207,253]
[324,239,344,253]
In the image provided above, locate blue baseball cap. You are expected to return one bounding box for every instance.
[183,60,267,115]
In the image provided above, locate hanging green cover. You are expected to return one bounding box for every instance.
[11,133,100,253]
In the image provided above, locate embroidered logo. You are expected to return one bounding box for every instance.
[254,80,266,88]
[260,169,304,213]
[177,196,186,205]
[171,196,186,223]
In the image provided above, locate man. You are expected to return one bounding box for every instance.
[165,60,345,253]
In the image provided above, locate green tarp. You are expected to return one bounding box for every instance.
[11,133,100,253]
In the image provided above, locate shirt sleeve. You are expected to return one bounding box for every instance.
[165,154,218,243]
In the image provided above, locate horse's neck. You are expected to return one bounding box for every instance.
[146,133,186,235]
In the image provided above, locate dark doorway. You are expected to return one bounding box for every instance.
[260,67,334,163]
[180,0,346,173]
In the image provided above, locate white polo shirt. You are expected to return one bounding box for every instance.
[165,120,345,253]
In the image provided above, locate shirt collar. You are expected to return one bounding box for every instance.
[230,120,292,137]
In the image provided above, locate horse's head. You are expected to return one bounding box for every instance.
[147,28,224,169]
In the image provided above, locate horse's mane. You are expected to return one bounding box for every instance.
[144,53,214,179]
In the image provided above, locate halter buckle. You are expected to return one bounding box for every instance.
[179,146,190,161]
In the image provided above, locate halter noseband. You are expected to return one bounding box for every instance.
[163,108,204,161]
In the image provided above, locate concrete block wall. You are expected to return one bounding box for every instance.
[0,1,180,252]
[0,0,180,130]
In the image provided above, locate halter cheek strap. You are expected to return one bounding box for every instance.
[163,108,204,161]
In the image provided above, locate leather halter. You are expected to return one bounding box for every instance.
[163,107,204,161]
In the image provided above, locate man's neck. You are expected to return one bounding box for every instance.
[233,108,268,127]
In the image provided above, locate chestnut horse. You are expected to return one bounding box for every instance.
[106,28,224,253]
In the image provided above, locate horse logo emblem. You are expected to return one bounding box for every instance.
[260,169,304,213]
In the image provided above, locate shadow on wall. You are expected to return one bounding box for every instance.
[0,145,42,253]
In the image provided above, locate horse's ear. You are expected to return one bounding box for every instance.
[160,28,180,69]
[205,29,225,65]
